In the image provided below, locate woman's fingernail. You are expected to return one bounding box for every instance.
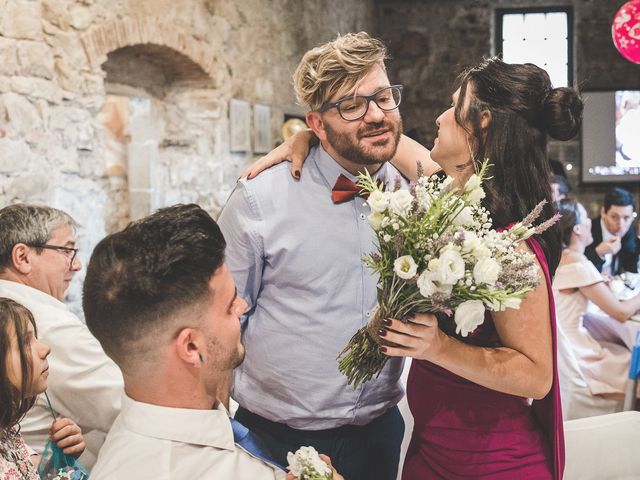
[293,169,301,179]
[377,328,387,337]
[382,318,392,327]
[380,346,388,353]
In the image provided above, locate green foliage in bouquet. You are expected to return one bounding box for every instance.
[337,160,559,388]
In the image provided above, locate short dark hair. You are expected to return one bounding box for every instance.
[551,175,571,197]
[603,187,635,213]
[82,204,226,367]
[0,298,38,431]
[555,198,582,248]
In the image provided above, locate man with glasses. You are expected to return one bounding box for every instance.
[218,32,407,480]
[0,204,122,469]
[585,187,640,275]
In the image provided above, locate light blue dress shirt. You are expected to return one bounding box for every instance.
[218,144,405,430]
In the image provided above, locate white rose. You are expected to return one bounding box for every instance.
[368,211,384,230]
[473,257,501,285]
[429,247,465,285]
[464,174,481,191]
[417,270,437,297]
[394,255,418,280]
[389,189,414,216]
[454,300,485,337]
[367,190,390,213]
[440,176,455,193]
[467,187,486,204]
[452,205,474,226]
[489,296,522,312]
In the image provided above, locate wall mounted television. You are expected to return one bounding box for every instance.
[581,89,640,184]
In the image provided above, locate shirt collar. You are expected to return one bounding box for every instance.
[121,394,236,451]
[0,279,67,310]
[311,143,396,189]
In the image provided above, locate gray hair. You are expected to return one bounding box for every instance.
[0,204,79,270]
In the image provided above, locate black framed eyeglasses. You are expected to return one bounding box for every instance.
[31,244,79,267]
[319,85,403,121]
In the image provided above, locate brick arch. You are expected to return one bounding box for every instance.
[80,17,217,80]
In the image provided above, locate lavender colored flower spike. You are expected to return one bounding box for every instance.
[521,200,547,226]
[416,159,424,179]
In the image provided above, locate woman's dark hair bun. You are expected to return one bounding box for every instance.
[543,87,583,141]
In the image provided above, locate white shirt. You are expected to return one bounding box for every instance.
[0,280,123,468]
[600,219,615,276]
[91,395,286,480]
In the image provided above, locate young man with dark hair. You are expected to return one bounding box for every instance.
[585,187,639,275]
[85,204,313,479]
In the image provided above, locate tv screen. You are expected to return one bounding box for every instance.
[581,90,640,184]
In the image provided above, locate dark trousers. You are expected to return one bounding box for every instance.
[235,405,404,480]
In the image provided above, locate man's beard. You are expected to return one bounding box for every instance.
[207,338,246,371]
[325,116,403,166]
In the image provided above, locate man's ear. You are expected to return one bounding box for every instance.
[306,111,328,143]
[11,244,33,275]
[175,327,203,368]
[600,206,606,218]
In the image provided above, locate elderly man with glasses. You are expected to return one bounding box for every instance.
[0,204,122,469]
[218,33,418,480]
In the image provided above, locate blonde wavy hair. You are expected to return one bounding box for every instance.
[293,32,388,111]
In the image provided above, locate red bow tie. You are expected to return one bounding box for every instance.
[332,174,370,204]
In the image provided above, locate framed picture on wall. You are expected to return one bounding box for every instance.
[229,99,251,152]
[253,104,272,154]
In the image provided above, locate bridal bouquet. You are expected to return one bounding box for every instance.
[337,160,559,387]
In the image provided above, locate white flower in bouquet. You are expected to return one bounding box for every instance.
[489,296,523,312]
[455,299,486,337]
[367,190,390,213]
[389,189,414,215]
[473,257,501,285]
[287,446,333,480]
[417,270,437,297]
[367,211,385,230]
[464,173,486,204]
[394,255,418,280]
[337,159,559,387]
[429,247,465,285]
[452,205,475,226]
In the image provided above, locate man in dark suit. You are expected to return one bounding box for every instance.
[585,187,640,275]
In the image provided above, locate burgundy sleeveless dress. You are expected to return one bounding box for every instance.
[403,238,564,479]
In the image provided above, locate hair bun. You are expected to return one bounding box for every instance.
[542,87,583,141]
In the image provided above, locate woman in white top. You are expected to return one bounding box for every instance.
[553,199,640,412]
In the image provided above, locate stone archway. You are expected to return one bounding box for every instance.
[80,17,218,80]
[81,17,226,232]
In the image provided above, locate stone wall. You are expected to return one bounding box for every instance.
[0,0,376,313]
[377,0,640,216]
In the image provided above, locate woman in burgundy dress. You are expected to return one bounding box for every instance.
[379,58,583,479]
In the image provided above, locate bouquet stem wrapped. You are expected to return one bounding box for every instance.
[337,160,559,388]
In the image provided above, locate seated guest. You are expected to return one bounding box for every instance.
[551,174,570,202]
[83,204,341,480]
[1,297,85,477]
[0,205,122,467]
[584,187,639,275]
[553,199,640,419]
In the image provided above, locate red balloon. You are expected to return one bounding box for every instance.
[612,0,640,63]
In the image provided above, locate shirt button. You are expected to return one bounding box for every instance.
[356,402,362,408]
[366,311,371,317]
[359,213,366,220]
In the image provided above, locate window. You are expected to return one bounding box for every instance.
[496,8,573,87]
